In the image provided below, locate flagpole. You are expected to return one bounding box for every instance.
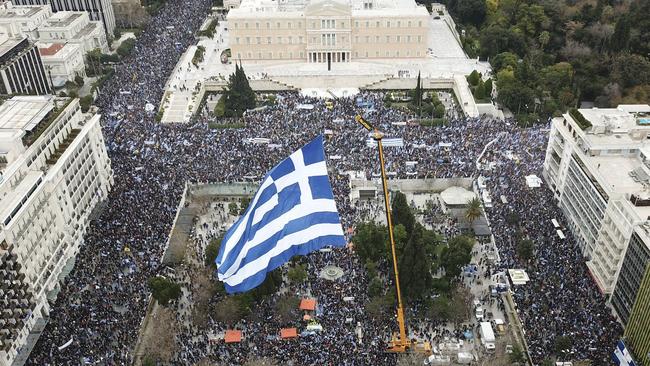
[373,129,409,352]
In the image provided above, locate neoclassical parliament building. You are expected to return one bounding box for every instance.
[227,0,430,64]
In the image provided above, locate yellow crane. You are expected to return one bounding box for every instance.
[354,115,431,355]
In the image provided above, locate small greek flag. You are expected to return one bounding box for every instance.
[216,135,346,293]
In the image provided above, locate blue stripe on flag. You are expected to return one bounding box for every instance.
[240,211,343,266]
[224,234,346,293]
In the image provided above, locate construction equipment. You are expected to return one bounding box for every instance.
[354,115,432,355]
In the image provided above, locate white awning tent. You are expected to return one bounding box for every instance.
[525,175,543,188]
[507,269,530,285]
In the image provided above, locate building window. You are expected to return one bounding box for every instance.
[397,21,401,27]
[267,22,270,29]
[417,35,422,43]
[355,51,358,57]
[376,21,380,27]
[234,22,238,28]
[341,21,345,28]
[288,22,292,29]
[276,22,280,28]
[375,36,379,43]
[236,37,240,44]
[256,22,259,29]
[277,36,282,44]
[387,21,390,27]
[268,52,272,59]
[408,20,412,27]
[298,22,302,27]
[407,35,411,42]
[246,37,250,44]
[300,51,304,58]
[289,52,293,58]
[267,37,272,44]
[396,35,400,42]
[355,36,359,43]
[366,21,369,27]
[299,36,303,43]
[419,21,422,27]
[396,51,399,57]
[386,35,390,43]
[245,22,248,28]
[355,21,359,28]
[256,37,260,44]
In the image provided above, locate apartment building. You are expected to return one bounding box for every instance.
[543,105,650,297]
[228,0,429,65]
[0,96,113,366]
[0,35,51,94]
[11,0,115,36]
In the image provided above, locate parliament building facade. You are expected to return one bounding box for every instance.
[227,0,430,63]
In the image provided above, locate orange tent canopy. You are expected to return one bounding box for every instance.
[280,328,298,339]
[224,330,242,343]
[299,298,316,311]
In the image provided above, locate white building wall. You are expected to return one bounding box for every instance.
[0,98,112,366]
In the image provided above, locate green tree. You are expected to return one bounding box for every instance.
[612,53,650,88]
[205,235,222,268]
[228,202,239,216]
[398,224,432,301]
[275,295,300,324]
[464,197,482,224]
[451,0,487,27]
[368,276,383,297]
[467,70,481,86]
[214,296,244,325]
[116,38,136,58]
[474,80,486,100]
[491,52,519,72]
[353,222,387,262]
[79,95,93,113]
[239,196,251,215]
[148,276,181,306]
[223,63,256,117]
[610,16,630,52]
[74,74,84,87]
[391,191,415,236]
[509,345,526,364]
[85,49,102,76]
[516,239,534,261]
[365,259,378,279]
[287,263,308,284]
[441,236,473,279]
[554,335,572,356]
[484,78,493,96]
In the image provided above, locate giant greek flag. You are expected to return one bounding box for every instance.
[216,135,346,293]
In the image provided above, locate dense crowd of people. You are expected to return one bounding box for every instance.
[25,0,622,364]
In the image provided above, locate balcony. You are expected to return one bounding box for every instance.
[46,129,81,166]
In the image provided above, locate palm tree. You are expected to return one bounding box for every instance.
[464,197,482,225]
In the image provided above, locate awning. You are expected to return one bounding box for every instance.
[224,330,242,343]
[299,298,316,311]
[280,328,298,339]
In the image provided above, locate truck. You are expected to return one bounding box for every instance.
[479,322,496,352]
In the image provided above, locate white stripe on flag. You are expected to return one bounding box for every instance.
[220,177,275,259]
[219,199,338,279]
[224,223,344,286]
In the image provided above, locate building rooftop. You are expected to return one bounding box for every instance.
[0,5,43,18]
[564,105,650,147]
[38,42,64,56]
[0,36,25,57]
[41,11,82,28]
[38,42,79,59]
[230,0,428,17]
[0,96,53,132]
